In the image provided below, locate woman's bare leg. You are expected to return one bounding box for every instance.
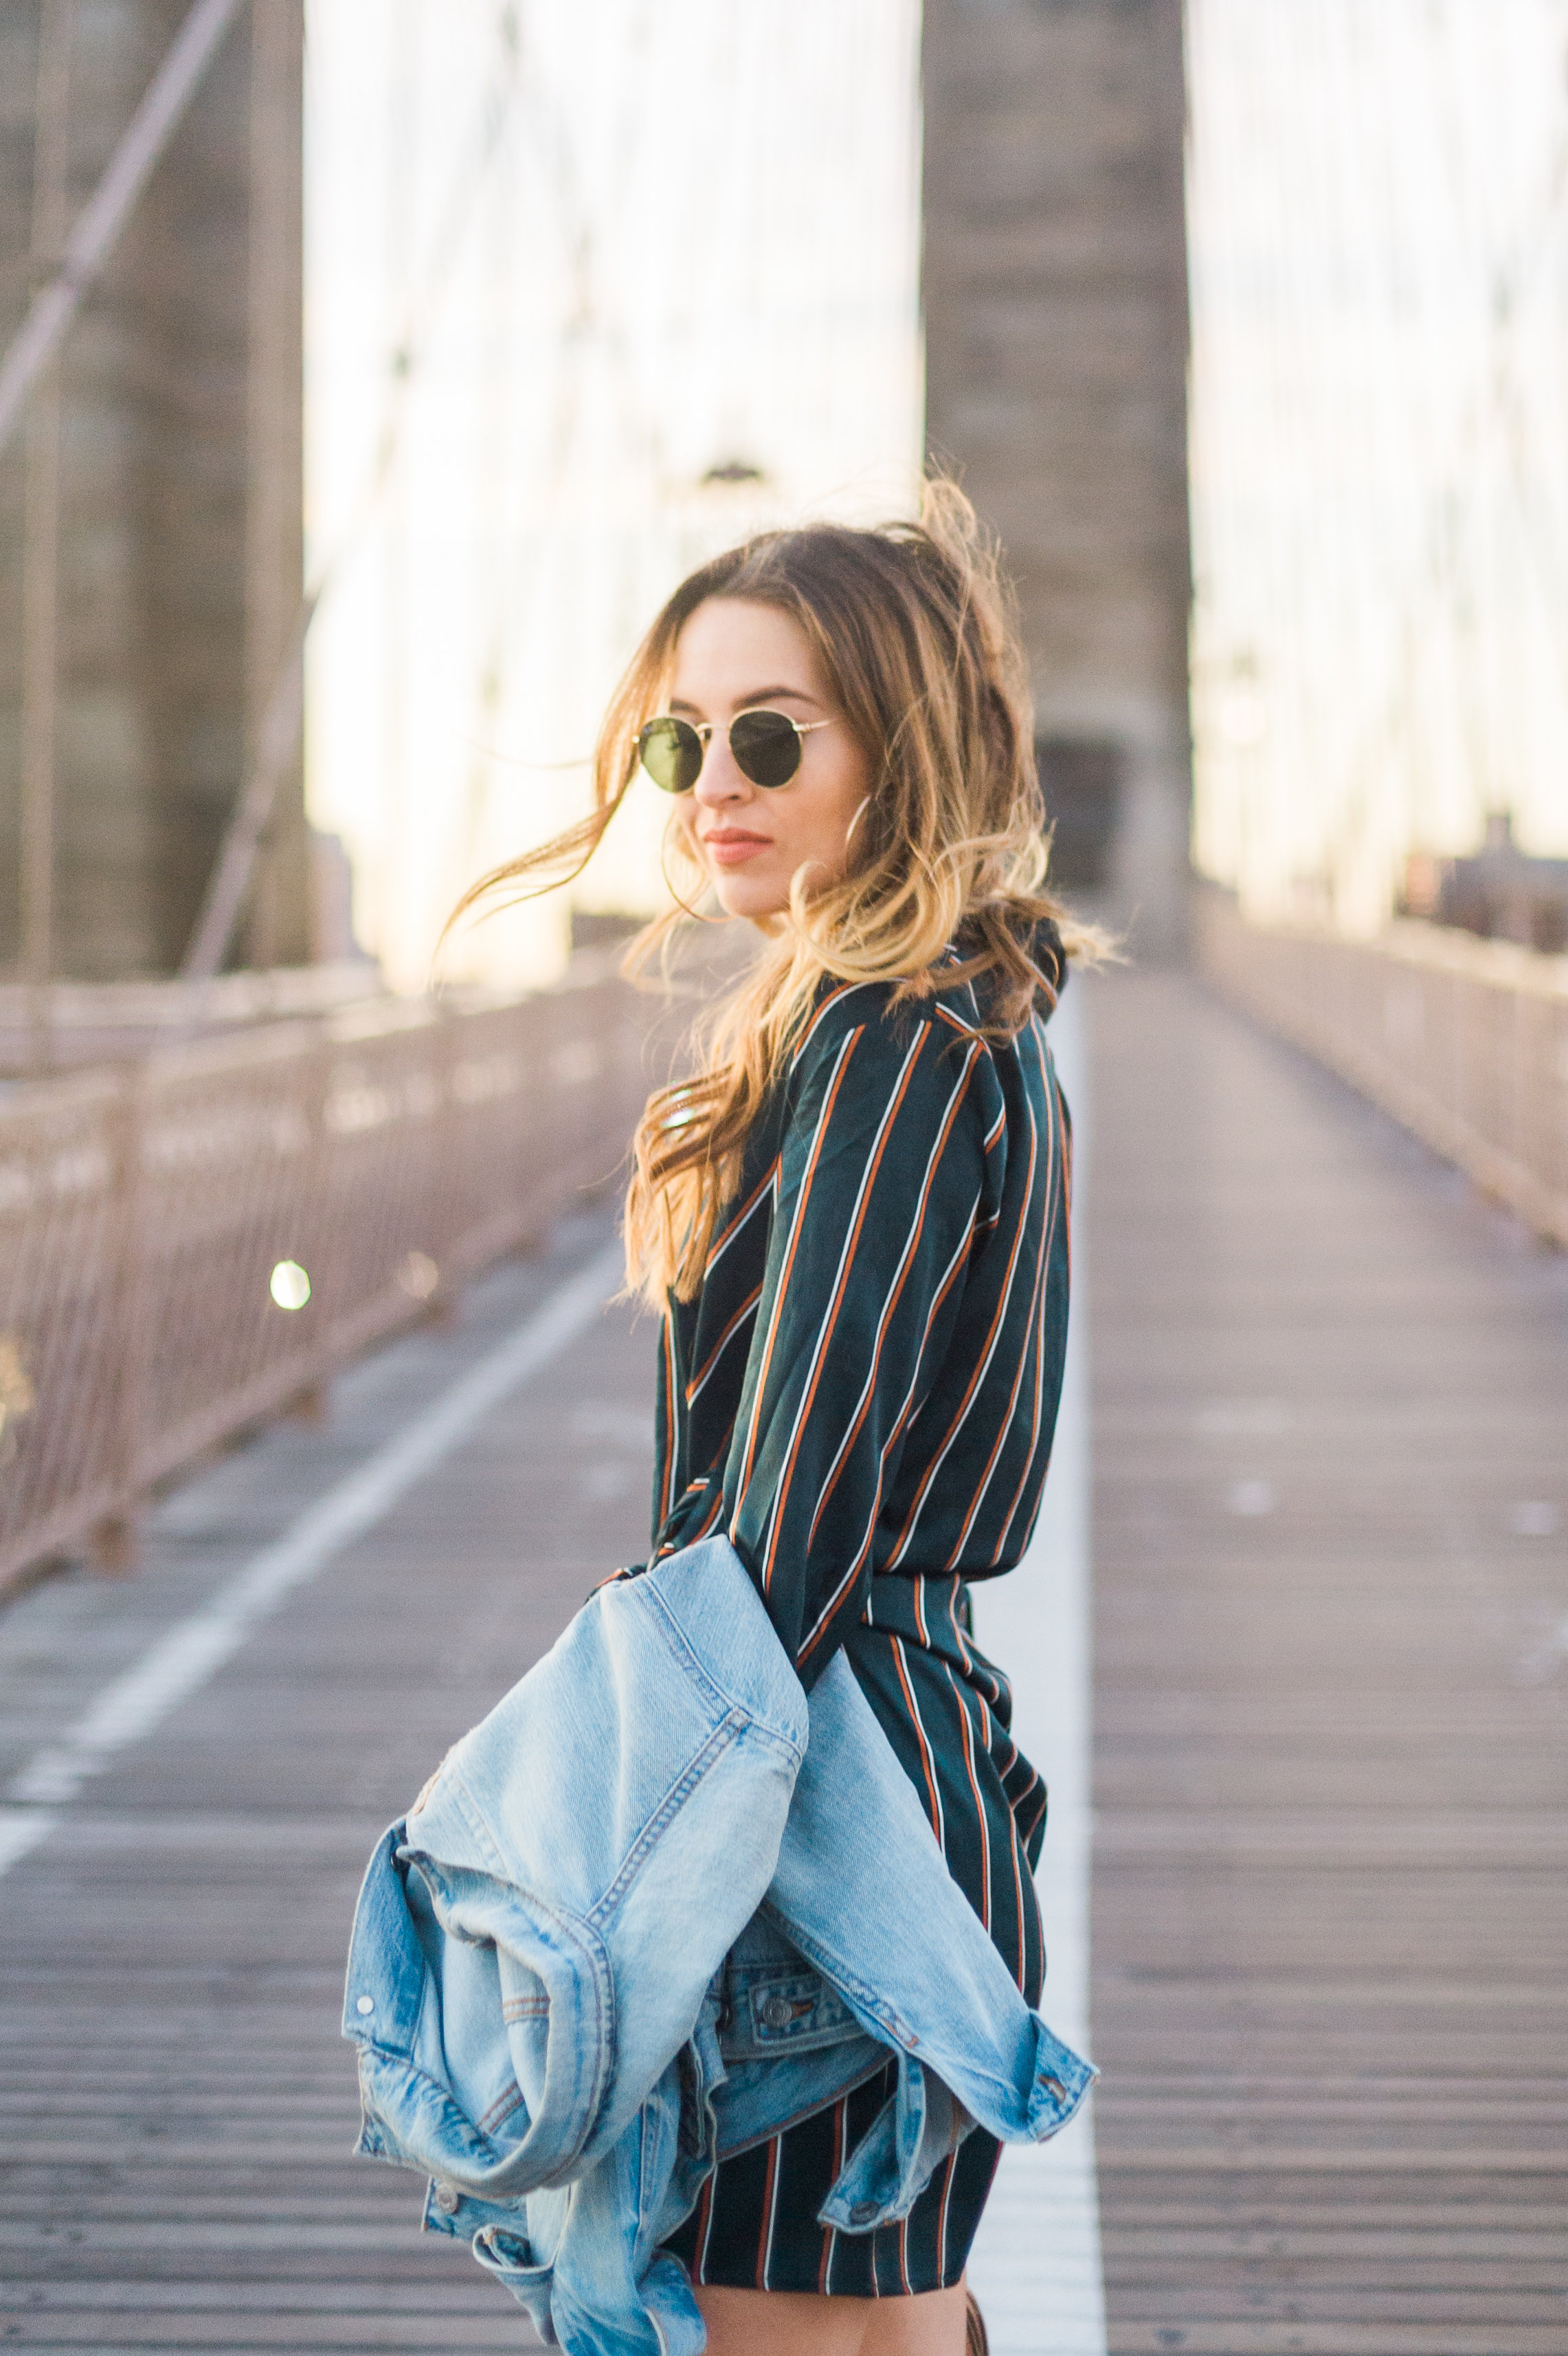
[693,2278,967,2355]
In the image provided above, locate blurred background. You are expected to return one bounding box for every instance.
[6,0,1568,1005]
[1189,0,1568,939]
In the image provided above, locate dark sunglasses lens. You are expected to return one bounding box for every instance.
[730,709,803,789]
[638,717,703,794]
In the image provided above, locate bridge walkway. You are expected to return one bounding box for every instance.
[1089,973,1568,2353]
[0,971,1562,2353]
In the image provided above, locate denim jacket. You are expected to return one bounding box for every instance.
[344,1536,1094,2355]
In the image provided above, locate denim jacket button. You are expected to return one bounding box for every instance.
[355,1995,374,2016]
[434,2184,460,2214]
[759,1993,797,2031]
[849,2201,878,2227]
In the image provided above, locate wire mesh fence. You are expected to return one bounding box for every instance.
[0,958,653,1597]
[1198,887,1568,1249]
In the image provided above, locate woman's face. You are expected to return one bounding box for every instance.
[664,598,873,923]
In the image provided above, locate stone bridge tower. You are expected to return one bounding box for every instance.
[922,0,1192,955]
[0,0,309,981]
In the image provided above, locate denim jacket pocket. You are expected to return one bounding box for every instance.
[728,1968,858,2058]
[715,1910,863,2063]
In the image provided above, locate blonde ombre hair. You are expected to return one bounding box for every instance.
[449,481,1095,1308]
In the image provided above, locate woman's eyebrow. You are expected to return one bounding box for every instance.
[669,683,822,716]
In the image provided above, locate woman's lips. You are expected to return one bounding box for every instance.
[702,831,771,868]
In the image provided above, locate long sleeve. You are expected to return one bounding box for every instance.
[718,994,1000,1687]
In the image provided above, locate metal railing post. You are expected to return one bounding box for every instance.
[92,1066,148,1572]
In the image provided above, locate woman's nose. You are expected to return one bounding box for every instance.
[693,726,750,805]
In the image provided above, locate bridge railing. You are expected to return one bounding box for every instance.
[0,961,655,1598]
[1197,887,1568,1249]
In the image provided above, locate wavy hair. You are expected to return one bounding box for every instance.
[447,480,1097,1307]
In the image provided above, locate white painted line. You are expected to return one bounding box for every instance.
[0,1804,60,1878]
[0,1239,625,1871]
[967,983,1107,2355]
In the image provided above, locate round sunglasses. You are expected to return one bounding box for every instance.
[637,708,835,794]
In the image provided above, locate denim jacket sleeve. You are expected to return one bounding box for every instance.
[344,1536,809,2197]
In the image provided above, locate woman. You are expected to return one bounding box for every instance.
[453,483,1088,2356]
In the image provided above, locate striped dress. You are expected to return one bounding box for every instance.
[655,932,1073,2299]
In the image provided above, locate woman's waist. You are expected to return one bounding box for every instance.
[857,1569,978,1666]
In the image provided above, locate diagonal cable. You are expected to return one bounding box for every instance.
[181,3,526,979]
[0,0,245,462]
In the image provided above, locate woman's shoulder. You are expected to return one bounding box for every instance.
[789,973,961,1069]
[787,916,1065,1081]
[781,969,1007,1145]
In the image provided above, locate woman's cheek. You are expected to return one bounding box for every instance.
[675,808,705,872]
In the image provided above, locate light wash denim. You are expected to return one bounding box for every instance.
[344,1536,1094,2355]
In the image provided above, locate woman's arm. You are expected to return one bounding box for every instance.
[716,992,1000,1685]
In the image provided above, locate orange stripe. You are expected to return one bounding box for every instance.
[658,1316,680,1523]
[759,1033,934,1589]
[994,1220,1058,1551]
[732,1030,860,1536]
[950,1664,992,1931]
[787,981,865,1075]
[686,1283,763,1402]
[803,1165,984,1593]
[932,999,982,1040]
[705,1160,778,1269]
[756,2135,781,2289]
[994,1068,1068,1549]
[892,1637,943,1837]
[798,1042,983,1558]
[783,1169,976,1670]
[1010,1813,1029,1990]
[817,2098,847,2294]
[903,1081,1042,1551]
[889,1095,1037,1564]
[979,1130,1060,1557]
[692,1490,727,1540]
[935,2149,957,2285]
[693,2173,715,2281]
[935,1095,1046,1564]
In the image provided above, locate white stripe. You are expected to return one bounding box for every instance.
[887,1068,1040,1566]
[786,980,886,1075]
[702,1167,776,1282]
[967,983,1106,2354]
[798,1042,980,1555]
[733,1027,859,1509]
[891,1633,946,1851]
[1,1241,625,1857]
[759,2137,783,2291]
[994,1022,1068,1562]
[754,1026,929,1569]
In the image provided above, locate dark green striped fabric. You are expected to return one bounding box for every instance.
[655,936,1073,2296]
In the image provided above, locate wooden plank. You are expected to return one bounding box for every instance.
[0,1231,660,2349]
[1086,972,1568,2354]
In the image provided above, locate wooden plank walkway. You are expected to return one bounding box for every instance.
[0,1185,1091,2354]
[1,965,1565,2352]
[1088,972,1568,2354]
[0,1212,658,2352]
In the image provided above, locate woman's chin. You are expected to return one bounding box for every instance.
[710,873,789,923]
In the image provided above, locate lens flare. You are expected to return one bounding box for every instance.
[397,1250,440,1301]
[269,1259,311,1312]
